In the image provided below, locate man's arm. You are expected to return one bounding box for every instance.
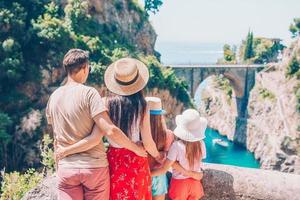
[55,125,104,160]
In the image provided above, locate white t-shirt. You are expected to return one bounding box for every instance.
[167,140,206,179]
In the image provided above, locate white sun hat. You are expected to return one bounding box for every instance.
[174,109,207,142]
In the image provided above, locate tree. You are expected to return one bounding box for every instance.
[243,31,254,61]
[286,55,300,76]
[289,18,300,38]
[144,0,163,14]
[223,44,236,62]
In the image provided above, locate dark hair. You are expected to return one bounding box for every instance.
[150,115,167,151]
[106,91,147,138]
[63,49,89,74]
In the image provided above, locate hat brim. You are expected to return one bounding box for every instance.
[173,126,205,142]
[174,115,207,142]
[104,59,149,96]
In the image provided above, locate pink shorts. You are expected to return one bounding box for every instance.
[168,178,204,200]
[57,167,110,200]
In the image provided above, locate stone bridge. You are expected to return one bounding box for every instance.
[167,64,265,118]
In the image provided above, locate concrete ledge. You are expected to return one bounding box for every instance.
[22,163,300,200]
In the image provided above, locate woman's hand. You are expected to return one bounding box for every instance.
[154,152,166,164]
[133,142,147,157]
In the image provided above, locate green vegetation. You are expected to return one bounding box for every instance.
[215,75,233,103]
[220,31,284,65]
[0,0,189,172]
[218,44,237,64]
[258,87,276,100]
[240,33,285,64]
[294,83,300,113]
[286,54,300,78]
[243,31,254,61]
[289,18,300,38]
[0,134,56,199]
[0,168,43,200]
[144,0,163,14]
[40,134,55,174]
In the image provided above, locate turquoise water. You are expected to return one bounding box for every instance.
[204,128,260,168]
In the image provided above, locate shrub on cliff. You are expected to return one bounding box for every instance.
[289,18,300,38]
[0,168,43,200]
[286,55,300,77]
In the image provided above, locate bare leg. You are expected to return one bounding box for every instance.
[153,195,166,200]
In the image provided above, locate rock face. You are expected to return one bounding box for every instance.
[246,39,300,174]
[197,76,238,140]
[22,163,300,200]
[86,0,156,54]
[197,39,300,174]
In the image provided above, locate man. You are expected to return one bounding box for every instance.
[46,49,147,200]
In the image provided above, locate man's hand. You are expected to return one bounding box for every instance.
[55,145,68,162]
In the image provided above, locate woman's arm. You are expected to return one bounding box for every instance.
[140,107,160,159]
[55,124,104,160]
[151,159,174,177]
[56,111,147,160]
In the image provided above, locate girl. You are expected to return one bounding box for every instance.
[145,96,174,200]
[56,58,163,200]
[151,109,207,200]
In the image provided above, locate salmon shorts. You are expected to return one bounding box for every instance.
[168,178,204,200]
[57,167,110,200]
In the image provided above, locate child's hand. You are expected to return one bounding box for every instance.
[188,171,203,180]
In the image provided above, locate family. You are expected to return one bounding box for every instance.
[46,49,208,200]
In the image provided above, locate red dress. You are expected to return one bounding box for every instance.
[108,147,152,200]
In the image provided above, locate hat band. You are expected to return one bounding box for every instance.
[150,110,165,115]
[115,71,139,86]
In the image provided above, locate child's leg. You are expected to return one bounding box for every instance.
[153,194,166,200]
[168,178,188,200]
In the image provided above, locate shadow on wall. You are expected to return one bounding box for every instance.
[202,169,236,200]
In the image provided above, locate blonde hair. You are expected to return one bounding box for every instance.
[182,140,202,169]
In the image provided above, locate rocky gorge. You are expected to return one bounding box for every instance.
[196,39,300,174]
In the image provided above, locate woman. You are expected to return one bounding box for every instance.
[56,58,162,200]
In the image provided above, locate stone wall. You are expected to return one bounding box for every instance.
[22,163,300,200]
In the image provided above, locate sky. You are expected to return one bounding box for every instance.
[148,0,300,45]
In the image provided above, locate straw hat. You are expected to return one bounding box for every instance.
[174,109,207,142]
[145,97,166,115]
[104,58,149,96]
